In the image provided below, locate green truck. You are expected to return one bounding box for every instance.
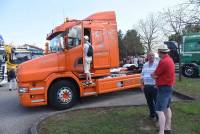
[164,33,200,78]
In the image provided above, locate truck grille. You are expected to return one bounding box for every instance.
[0,65,5,81]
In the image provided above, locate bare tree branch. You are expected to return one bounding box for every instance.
[137,14,161,52]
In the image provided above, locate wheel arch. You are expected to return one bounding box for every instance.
[182,63,199,73]
[182,63,199,68]
[45,73,81,105]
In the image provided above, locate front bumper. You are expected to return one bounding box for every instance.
[18,86,47,107]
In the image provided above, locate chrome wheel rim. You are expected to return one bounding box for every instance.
[185,66,194,76]
[57,87,72,104]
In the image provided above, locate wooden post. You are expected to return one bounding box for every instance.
[178,42,182,81]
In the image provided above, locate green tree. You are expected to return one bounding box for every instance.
[123,29,144,56]
[168,33,182,44]
[168,24,200,43]
[118,30,126,59]
[183,24,200,34]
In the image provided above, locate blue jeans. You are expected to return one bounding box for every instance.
[144,85,158,117]
[156,86,173,111]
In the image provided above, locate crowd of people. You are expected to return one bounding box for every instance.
[120,55,146,68]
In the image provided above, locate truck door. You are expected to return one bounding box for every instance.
[91,28,110,69]
[65,24,83,73]
[164,41,179,63]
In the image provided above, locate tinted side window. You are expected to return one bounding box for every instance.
[67,25,81,49]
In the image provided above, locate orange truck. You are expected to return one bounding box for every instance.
[17,11,141,110]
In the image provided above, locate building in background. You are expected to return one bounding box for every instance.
[22,44,44,59]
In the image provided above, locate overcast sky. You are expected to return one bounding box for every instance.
[0,0,184,48]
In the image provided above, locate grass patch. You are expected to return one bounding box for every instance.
[172,101,200,134]
[175,77,200,99]
[38,101,200,134]
[37,77,200,134]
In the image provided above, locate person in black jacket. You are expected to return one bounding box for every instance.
[8,68,16,91]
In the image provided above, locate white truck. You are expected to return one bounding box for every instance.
[0,35,8,85]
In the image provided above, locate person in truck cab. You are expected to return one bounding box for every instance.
[83,35,94,85]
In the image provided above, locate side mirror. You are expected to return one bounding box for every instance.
[45,42,49,55]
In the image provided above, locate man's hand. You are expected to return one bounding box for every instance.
[140,83,144,91]
[151,72,157,79]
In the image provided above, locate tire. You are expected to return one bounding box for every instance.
[48,80,78,110]
[182,65,198,78]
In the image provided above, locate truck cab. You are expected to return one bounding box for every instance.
[5,45,32,73]
[0,35,8,85]
[0,45,7,85]
[46,12,119,76]
[164,33,200,78]
[181,34,200,77]
[17,11,141,110]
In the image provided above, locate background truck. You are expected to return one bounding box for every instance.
[5,44,32,73]
[17,11,141,110]
[21,44,44,59]
[0,35,8,85]
[164,33,200,78]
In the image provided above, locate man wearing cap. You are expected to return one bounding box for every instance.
[83,35,93,85]
[152,44,175,134]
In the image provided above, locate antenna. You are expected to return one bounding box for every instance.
[62,8,65,19]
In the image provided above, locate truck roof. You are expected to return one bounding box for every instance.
[46,11,116,40]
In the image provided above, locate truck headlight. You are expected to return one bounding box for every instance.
[18,87,29,93]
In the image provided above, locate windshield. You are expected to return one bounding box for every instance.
[11,51,32,64]
[49,32,66,53]
[49,25,81,52]
[31,53,44,59]
[184,35,200,52]
[0,50,6,64]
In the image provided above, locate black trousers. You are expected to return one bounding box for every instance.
[144,85,158,117]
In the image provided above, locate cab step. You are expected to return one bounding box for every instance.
[82,82,96,87]
[79,73,94,78]
[83,92,97,96]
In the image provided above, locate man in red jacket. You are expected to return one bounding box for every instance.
[152,44,175,134]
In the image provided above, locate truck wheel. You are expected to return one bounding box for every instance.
[182,65,198,78]
[48,80,78,110]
